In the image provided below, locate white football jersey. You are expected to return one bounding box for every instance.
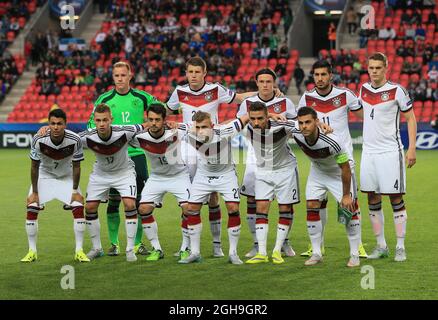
[30,130,84,179]
[182,119,244,175]
[359,81,413,153]
[79,125,143,173]
[246,120,298,172]
[298,85,360,160]
[130,128,188,177]
[237,94,297,120]
[167,82,236,124]
[293,129,347,173]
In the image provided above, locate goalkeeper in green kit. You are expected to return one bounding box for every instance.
[87,61,162,256]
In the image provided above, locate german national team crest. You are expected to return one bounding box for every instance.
[381,92,390,101]
[204,91,213,102]
[273,103,282,113]
[332,97,341,107]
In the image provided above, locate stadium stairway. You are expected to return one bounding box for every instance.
[0,67,37,122]
[0,9,106,122]
[287,57,316,104]
[79,13,106,44]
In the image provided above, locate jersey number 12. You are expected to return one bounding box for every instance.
[122,112,130,123]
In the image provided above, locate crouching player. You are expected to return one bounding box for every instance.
[294,107,361,267]
[178,111,251,265]
[22,108,89,262]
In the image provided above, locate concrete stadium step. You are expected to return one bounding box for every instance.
[79,13,106,44]
[339,32,360,50]
[0,67,38,121]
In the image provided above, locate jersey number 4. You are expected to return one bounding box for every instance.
[370,109,375,120]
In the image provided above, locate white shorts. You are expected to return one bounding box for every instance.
[189,170,240,204]
[360,150,406,195]
[241,143,257,197]
[28,175,82,205]
[140,172,191,205]
[181,140,198,180]
[306,166,358,202]
[86,169,137,202]
[255,167,300,205]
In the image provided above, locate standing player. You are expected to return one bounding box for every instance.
[293,107,361,267]
[297,60,367,258]
[177,111,250,265]
[244,102,300,265]
[130,104,192,261]
[80,104,146,262]
[359,52,417,262]
[87,61,161,256]
[237,68,297,258]
[166,57,273,258]
[21,109,89,262]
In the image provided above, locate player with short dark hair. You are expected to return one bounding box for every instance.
[298,59,367,258]
[294,107,361,267]
[22,108,89,263]
[236,68,297,259]
[130,104,192,262]
[244,102,300,265]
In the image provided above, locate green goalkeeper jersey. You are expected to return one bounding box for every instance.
[87,88,161,157]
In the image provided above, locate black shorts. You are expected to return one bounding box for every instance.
[109,154,148,201]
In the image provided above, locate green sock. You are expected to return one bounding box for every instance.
[107,200,120,246]
[135,214,143,246]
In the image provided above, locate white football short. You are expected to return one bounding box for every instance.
[189,170,240,203]
[140,172,191,205]
[86,169,137,202]
[255,166,300,204]
[306,165,358,202]
[28,175,82,205]
[360,150,406,194]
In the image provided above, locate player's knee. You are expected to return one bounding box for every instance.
[306,200,320,209]
[256,200,269,213]
[85,202,99,214]
[122,199,136,212]
[138,203,153,215]
[247,197,256,204]
[226,203,239,213]
[279,204,292,212]
[367,192,381,204]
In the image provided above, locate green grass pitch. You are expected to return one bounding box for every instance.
[1,148,437,300]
